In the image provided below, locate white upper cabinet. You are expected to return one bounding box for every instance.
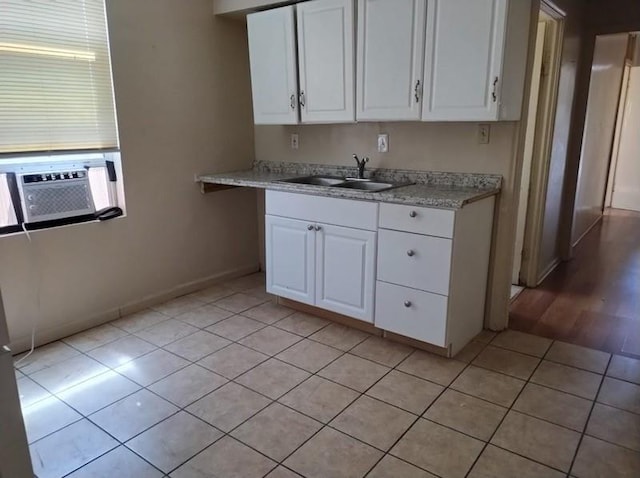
[247,6,299,124]
[296,0,356,123]
[422,0,530,121]
[246,0,529,124]
[356,0,426,121]
[422,0,506,121]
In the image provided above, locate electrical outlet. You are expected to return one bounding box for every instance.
[378,134,389,153]
[478,124,490,144]
[291,133,299,150]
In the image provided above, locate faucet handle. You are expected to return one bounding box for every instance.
[363,157,370,164]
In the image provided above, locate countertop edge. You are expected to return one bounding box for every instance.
[198,174,500,210]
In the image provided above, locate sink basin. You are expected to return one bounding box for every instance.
[335,181,399,192]
[279,175,347,186]
[277,175,411,192]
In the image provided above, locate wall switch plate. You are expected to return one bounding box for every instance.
[291,133,299,150]
[478,124,490,144]
[377,134,389,153]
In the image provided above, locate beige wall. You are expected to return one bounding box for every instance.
[0,0,259,351]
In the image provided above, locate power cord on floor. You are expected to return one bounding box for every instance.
[13,223,39,368]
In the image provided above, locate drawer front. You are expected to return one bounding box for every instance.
[266,190,378,231]
[375,281,447,346]
[379,203,454,238]
[377,229,452,295]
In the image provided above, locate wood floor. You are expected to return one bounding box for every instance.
[510,208,640,358]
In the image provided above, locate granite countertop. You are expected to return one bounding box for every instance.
[199,161,502,209]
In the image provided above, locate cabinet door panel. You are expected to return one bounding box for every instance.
[422,0,507,121]
[266,215,315,305]
[297,0,355,123]
[357,0,426,121]
[316,224,376,322]
[247,6,299,124]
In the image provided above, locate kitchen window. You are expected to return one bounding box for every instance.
[0,0,121,234]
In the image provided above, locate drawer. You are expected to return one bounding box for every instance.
[266,190,378,231]
[379,203,454,238]
[377,229,452,295]
[375,281,447,346]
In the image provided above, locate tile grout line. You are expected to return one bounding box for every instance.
[69,283,275,477]
[24,283,273,476]
[150,322,373,476]
[18,287,639,478]
[361,347,470,478]
[566,353,614,477]
[139,311,349,475]
[461,337,559,477]
[265,338,424,478]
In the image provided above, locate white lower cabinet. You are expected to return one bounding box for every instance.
[316,224,376,321]
[265,191,495,354]
[265,191,378,323]
[375,198,495,355]
[265,215,316,305]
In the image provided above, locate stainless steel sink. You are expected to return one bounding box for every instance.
[334,181,399,192]
[277,175,411,192]
[278,175,347,186]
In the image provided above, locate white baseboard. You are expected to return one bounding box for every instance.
[9,262,260,354]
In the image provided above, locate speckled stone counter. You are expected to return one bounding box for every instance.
[199,161,501,209]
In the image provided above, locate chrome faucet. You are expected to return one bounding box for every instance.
[353,154,369,180]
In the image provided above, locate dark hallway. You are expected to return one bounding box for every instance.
[510,209,640,358]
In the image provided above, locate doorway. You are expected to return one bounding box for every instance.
[512,3,564,295]
[510,31,640,356]
[605,34,640,213]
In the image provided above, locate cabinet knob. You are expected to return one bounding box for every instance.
[409,210,417,218]
[404,301,412,308]
[407,250,415,257]
[307,225,314,231]
[314,225,322,231]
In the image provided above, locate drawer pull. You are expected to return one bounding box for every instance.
[404,300,412,308]
[409,210,417,218]
[407,250,415,257]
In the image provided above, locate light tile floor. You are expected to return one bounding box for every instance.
[13,273,640,478]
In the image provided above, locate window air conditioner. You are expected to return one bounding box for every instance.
[17,170,95,223]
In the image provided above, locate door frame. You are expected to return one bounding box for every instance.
[512,19,547,285]
[517,0,566,287]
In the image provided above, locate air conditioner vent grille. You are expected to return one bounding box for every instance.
[29,184,92,217]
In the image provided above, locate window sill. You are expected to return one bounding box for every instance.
[0,211,125,237]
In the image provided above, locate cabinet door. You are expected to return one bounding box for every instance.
[297,0,355,123]
[356,0,426,121]
[265,215,315,305]
[247,6,299,124]
[422,0,507,121]
[315,224,376,322]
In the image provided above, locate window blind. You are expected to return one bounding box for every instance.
[0,0,119,154]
